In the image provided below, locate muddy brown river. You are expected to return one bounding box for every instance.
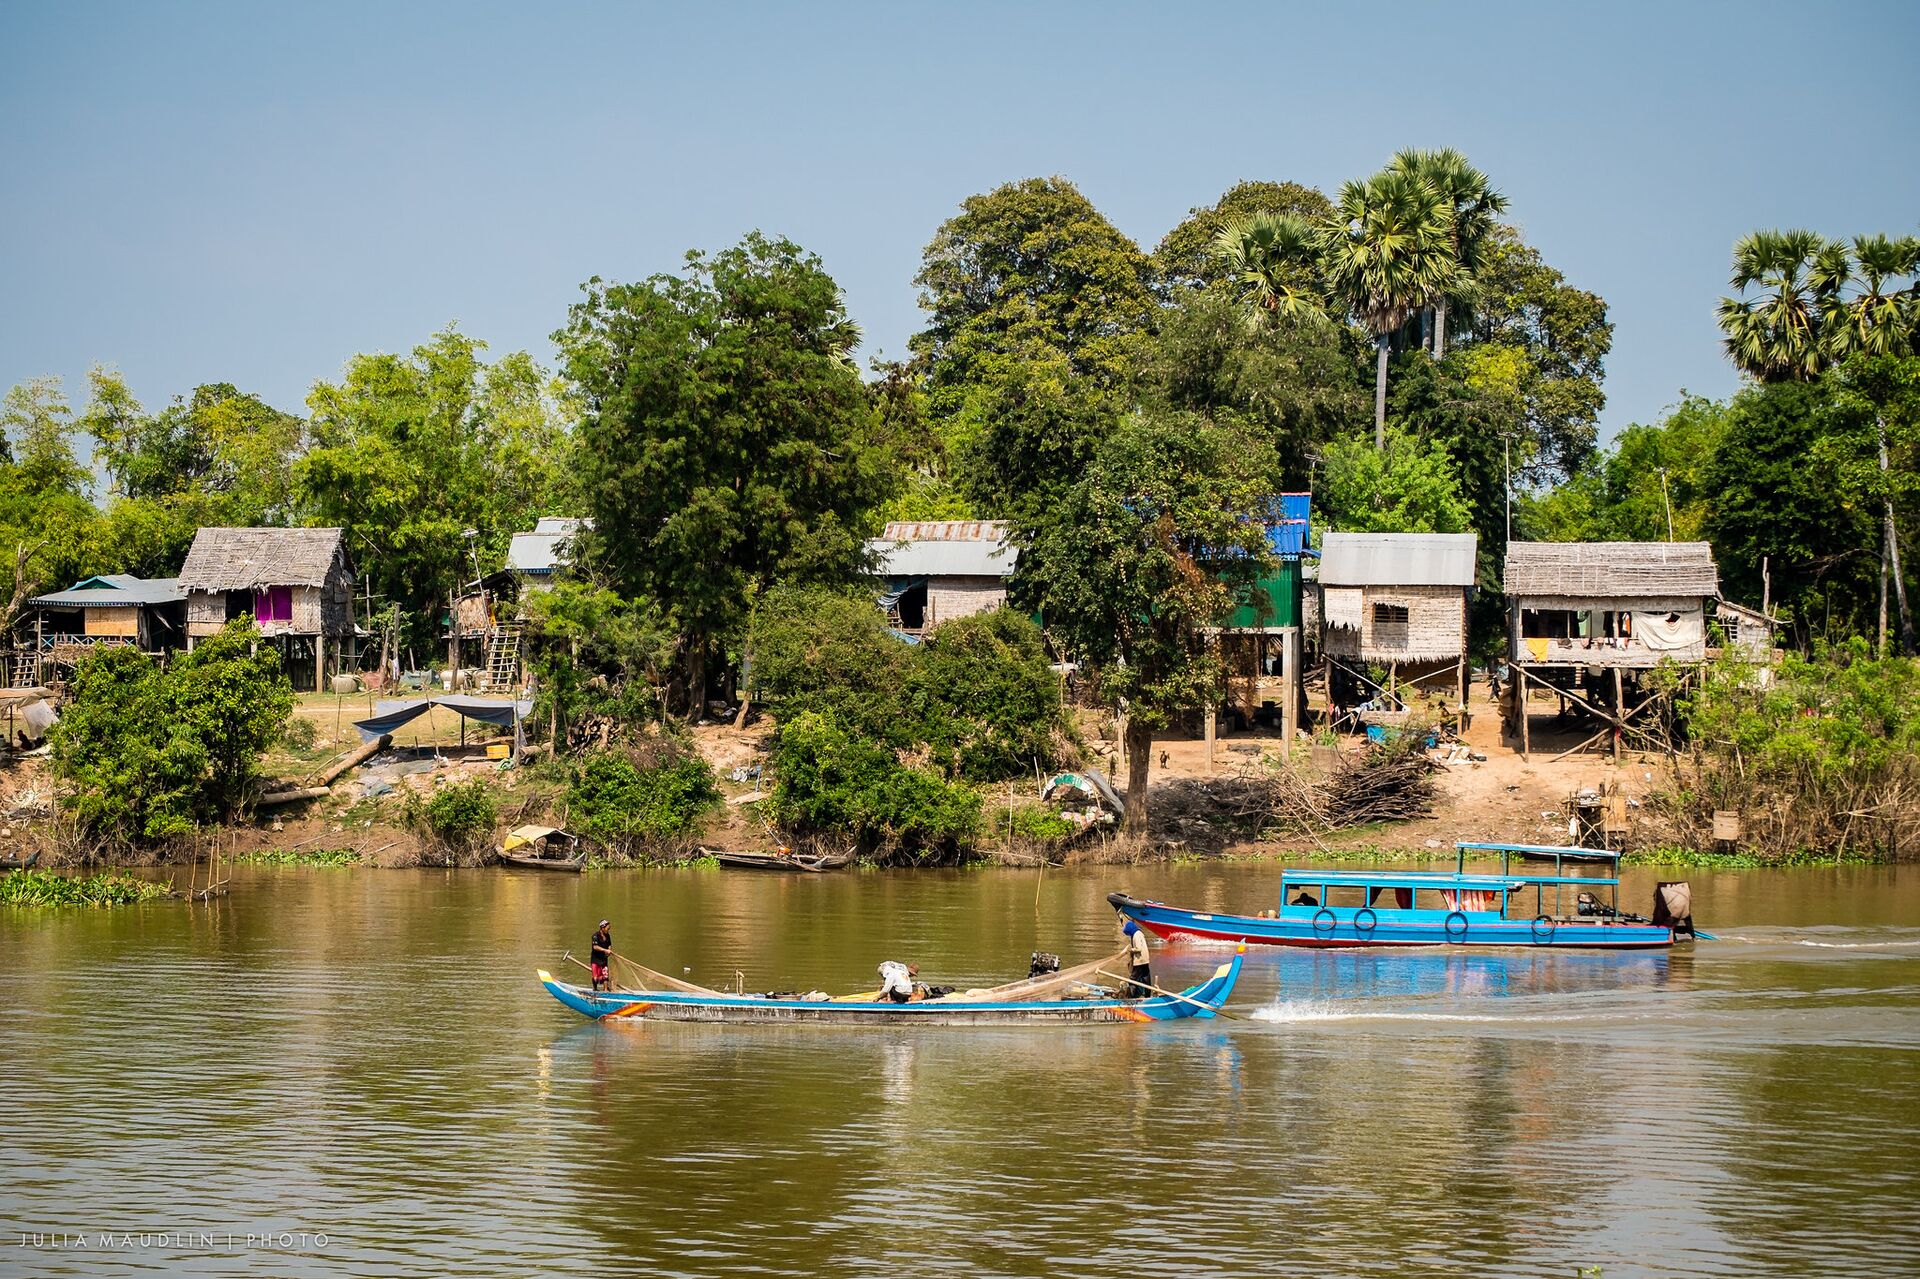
[3,860,1917,1277]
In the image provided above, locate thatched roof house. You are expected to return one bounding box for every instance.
[1505,541,1718,667]
[178,527,355,643]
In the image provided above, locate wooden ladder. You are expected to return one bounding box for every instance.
[10,652,39,689]
[483,626,521,691]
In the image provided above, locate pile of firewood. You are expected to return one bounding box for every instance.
[1319,746,1438,826]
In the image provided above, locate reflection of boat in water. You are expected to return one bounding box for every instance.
[538,948,1244,1026]
[1112,842,1701,951]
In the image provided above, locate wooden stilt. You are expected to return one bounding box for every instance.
[1519,667,1530,759]
[1282,626,1301,754]
[1612,667,1624,764]
[1203,706,1216,772]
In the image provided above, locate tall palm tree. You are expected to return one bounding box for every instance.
[1320,171,1457,447]
[1210,213,1327,323]
[1387,148,1508,357]
[1716,229,1849,382]
[1826,233,1920,359]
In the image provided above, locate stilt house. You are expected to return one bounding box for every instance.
[1319,531,1478,717]
[1502,540,1719,757]
[16,575,186,685]
[178,527,355,691]
[1217,494,1311,737]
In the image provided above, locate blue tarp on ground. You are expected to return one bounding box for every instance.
[354,696,533,745]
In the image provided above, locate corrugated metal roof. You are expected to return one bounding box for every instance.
[1505,541,1718,597]
[507,517,590,573]
[1319,533,1478,587]
[29,575,185,608]
[869,522,1015,578]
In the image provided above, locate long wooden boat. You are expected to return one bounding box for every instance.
[498,848,586,872]
[707,847,851,873]
[496,824,586,872]
[1110,843,1697,951]
[537,949,1244,1026]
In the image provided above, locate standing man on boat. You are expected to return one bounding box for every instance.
[1123,921,1152,999]
[590,920,613,991]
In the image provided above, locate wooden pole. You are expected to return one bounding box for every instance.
[1519,667,1530,760]
[1091,968,1240,1020]
[1203,706,1216,772]
[1612,667,1624,764]
[1282,626,1300,753]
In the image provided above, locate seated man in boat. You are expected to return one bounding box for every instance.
[590,920,613,991]
[1290,889,1319,908]
[1123,921,1152,999]
[878,960,919,1003]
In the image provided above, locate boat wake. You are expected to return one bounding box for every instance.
[1250,999,1609,1026]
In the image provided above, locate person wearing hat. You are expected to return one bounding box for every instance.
[1123,920,1152,999]
[590,920,613,991]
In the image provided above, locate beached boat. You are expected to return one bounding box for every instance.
[495,825,585,873]
[707,847,852,873]
[1110,842,1700,951]
[537,947,1244,1026]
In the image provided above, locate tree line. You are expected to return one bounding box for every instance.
[6,151,1917,843]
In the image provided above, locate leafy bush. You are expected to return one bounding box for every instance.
[911,608,1065,780]
[767,710,981,861]
[751,588,1066,781]
[566,743,721,851]
[418,780,498,848]
[747,587,916,745]
[1663,640,1920,859]
[50,621,296,844]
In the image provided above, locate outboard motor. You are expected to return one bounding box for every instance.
[1652,881,1695,938]
[1029,951,1061,978]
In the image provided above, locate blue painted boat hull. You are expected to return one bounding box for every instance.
[1109,893,1674,950]
[538,950,1244,1026]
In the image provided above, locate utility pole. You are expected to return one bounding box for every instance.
[1881,414,1915,655]
[1660,469,1674,542]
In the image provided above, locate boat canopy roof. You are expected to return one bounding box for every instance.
[1280,868,1620,889]
[1455,841,1623,862]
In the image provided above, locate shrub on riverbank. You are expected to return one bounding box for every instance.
[566,742,721,853]
[0,869,172,907]
[1661,641,1920,860]
[49,622,296,847]
[409,779,498,858]
[749,590,1068,782]
[765,710,981,862]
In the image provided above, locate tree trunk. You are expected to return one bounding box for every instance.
[686,635,707,720]
[1434,297,1450,359]
[1122,718,1152,838]
[1374,334,1390,449]
[1882,418,1915,655]
[733,636,753,729]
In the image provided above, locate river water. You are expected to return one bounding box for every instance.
[3,860,1917,1278]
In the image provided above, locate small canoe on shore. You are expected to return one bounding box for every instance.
[538,948,1244,1026]
[496,825,585,873]
[706,847,852,873]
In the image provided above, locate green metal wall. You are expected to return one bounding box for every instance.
[1224,560,1302,630]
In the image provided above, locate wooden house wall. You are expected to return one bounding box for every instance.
[82,608,138,638]
[186,572,353,638]
[1322,584,1466,662]
[1510,594,1709,667]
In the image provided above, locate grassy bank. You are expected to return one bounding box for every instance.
[1623,847,1882,870]
[1,869,174,907]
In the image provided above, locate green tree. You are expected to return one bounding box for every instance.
[1131,287,1366,485]
[1525,395,1730,544]
[300,327,574,652]
[1717,229,1852,383]
[1019,410,1275,834]
[558,233,893,706]
[1,377,89,497]
[1386,148,1509,357]
[1320,170,1457,447]
[945,339,1120,525]
[522,579,676,745]
[909,607,1064,781]
[1316,429,1473,535]
[913,177,1155,410]
[1154,179,1332,295]
[1211,213,1328,323]
[50,620,294,843]
[1702,378,1879,646]
[1826,234,1920,360]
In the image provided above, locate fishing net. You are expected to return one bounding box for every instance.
[610,953,723,995]
[928,948,1131,1004]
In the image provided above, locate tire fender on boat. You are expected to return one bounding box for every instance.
[1530,915,1557,944]
[1353,907,1378,935]
[1444,911,1469,942]
[1311,908,1338,935]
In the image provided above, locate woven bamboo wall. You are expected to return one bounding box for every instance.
[1322,585,1466,661]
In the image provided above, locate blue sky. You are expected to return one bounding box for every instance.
[3,1,1917,446]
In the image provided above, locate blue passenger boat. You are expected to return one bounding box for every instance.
[1110,842,1699,951]
[538,948,1244,1026]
